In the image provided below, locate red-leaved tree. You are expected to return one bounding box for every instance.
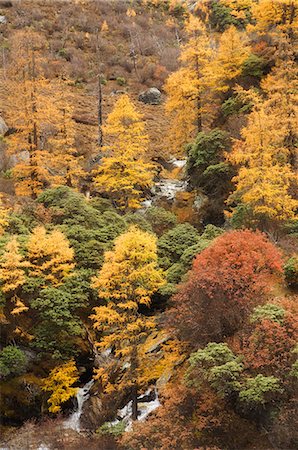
[167,230,283,345]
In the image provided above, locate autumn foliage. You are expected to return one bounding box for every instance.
[168,230,283,345]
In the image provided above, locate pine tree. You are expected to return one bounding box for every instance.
[27,226,75,286]
[93,95,154,210]
[91,226,164,420]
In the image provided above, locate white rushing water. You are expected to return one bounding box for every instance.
[108,387,160,432]
[63,379,94,432]
[154,179,188,201]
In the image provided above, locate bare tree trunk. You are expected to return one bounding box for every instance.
[98,75,103,149]
[131,344,138,421]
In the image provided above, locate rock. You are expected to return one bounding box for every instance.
[138,87,161,105]
[0,15,6,24]
[0,116,8,136]
[193,191,209,212]
[80,395,103,430]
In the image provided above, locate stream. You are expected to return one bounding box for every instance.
[63,379,94,432]
[63,381,160,433]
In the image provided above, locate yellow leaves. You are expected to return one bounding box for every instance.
[27,226,75,285]
[207,26,250,92]
[250,0,298,35]
[11,297,29,315]
[0,195,9,235]
[94,95,154,210]
[126,8,137,17]
[101,20,109,33]
[91,227,165,391]
[42,360,79,413]
[0,237,27,293]
[228,63,298,223]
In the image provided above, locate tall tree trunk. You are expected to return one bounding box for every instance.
[98,75,103,149]
[131,383,138,421]
[131,344,138,421]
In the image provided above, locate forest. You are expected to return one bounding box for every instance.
[0,0,297,449]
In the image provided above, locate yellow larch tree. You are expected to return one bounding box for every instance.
[42,359,79,413]
[228,94,298,225]
[0,237,28,316]
[27,226,75,286]
[93,94,154,210]
[48,83,84,189]
[2,31,83,197]
[250,0,298,39]
[0,195,9,235]
[164,15,213,154]
[91,226,165,420]
[260,46,298,172]
[206,25,250,93]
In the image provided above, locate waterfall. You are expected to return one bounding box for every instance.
[63,379,94,432]
[108,387,160,431]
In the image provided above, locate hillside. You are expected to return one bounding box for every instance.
[0,1,297,449]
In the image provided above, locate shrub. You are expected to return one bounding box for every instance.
[0,346,28,379]
[168,230,283,345]
[144,206,177,236]
[284,256,298,287]
[241,54,265,78]
[116,76,126,86]
[158,223,199,268]
[239,375,283,408]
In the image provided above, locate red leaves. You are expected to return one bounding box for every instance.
[168,230,283,346]
[191,230,283,305]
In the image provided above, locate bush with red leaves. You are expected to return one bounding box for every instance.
[167,230,283,346]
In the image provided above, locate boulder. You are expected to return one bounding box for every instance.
[0,116,8,136]
[138,87,161,105]
[0,15,6,24]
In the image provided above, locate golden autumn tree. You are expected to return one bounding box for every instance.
[27,226,75,286]
[48,83,84,189]
[0,195,9,235]
[260,46,298,171]
[228,91,298,226]
[0,237,28,317]
[2,31,83,197]
[91,226,164,420]
[42,359,79,413]
[206,25,250,93]
[93,95,154,210]
[250,0,298,39]
[164,15,212,154]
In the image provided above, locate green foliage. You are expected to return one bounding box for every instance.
[239,375,283,408]
[28,273,87,359]
[250,304,285,324]
[158,223,199,269]
[185,343,243,396]
[116,76,126,86]
[221,95,253,117]
[180,224,224,267]
[187,129,231,194]
[241,54,265,79]
[0,346,28,379]
[97,421,126,437]
[187,129,227,173]
[210,1,235,31]
[38,187,126,270]
[124,212,153,233]
[284,256,298,287]
[144,206,177,236]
